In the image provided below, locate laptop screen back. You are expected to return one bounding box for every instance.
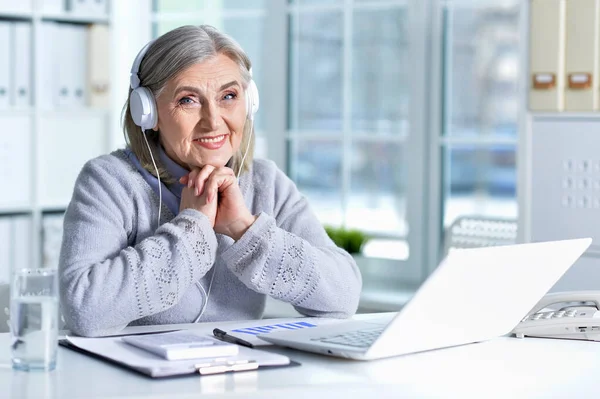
[367,238,592,358]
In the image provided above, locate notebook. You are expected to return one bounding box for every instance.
[60,332,296,378]
[121,330,239,360]
[259,238,592,360]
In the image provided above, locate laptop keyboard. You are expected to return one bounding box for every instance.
[315,327,384,348]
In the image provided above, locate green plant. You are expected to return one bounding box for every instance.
[324,225,369,254]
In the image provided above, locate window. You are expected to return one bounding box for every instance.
[287,1,413,262]
[440,1,520,229]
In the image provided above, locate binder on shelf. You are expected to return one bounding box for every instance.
[73,25,88,107]
[529,0,566,111]
[0,22,10,109]
[37,22,59,109]
[56,24,68,107]
[564,0,600,111]
[11,22,32,109]
[88,24,110,108]
[57,24,74,108]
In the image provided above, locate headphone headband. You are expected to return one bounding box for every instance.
[130,40,155,89]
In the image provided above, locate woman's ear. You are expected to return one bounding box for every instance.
[152,122,159,131]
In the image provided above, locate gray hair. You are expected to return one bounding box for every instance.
[122,25,255,184]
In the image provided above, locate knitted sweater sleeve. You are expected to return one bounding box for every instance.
[59,157,217,337]
[220,162,362,318]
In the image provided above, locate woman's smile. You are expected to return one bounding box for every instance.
[193,134,228,150]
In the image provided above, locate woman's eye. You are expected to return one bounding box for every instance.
[223,92,237,101]
[178,97,194,105]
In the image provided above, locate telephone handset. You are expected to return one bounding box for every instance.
[513,291,600,341]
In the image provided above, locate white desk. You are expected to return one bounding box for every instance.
[2,314,600,398]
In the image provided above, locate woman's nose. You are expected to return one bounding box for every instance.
[200,101,221,131]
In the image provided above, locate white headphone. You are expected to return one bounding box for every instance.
[129,40,260,131]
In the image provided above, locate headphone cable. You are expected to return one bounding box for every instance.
[237,120,253,182]
[142,128,162,228]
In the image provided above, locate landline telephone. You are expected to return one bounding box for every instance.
[513,291,600,341]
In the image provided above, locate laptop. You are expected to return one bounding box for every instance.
[259,238,592,360]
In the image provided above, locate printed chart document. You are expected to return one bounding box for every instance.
[61,333,293,378]
[219,317,343,346]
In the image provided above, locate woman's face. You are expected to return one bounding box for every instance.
[155,54,247,170]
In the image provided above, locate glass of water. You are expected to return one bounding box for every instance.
[10,268,59,371]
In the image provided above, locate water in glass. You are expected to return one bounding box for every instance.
[11,269,58,371]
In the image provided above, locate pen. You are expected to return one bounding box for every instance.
[213,328,255,349]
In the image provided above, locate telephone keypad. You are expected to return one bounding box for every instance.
[528,310,579,321]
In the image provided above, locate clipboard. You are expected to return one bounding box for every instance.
[59,333,299,378]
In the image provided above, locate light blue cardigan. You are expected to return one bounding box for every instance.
[59,150,362,337]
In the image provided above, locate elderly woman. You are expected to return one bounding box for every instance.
[59,25,362,337]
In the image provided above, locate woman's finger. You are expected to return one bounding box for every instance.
[194,165,216,196]
[187,169,199,189]
[205,168,236,203]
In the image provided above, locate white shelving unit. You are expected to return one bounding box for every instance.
[518,1,600,292]
[521,113,600,293]
[0,1,112,272]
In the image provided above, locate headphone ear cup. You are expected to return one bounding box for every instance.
[130,86,157,131]
[245,79,260,121]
